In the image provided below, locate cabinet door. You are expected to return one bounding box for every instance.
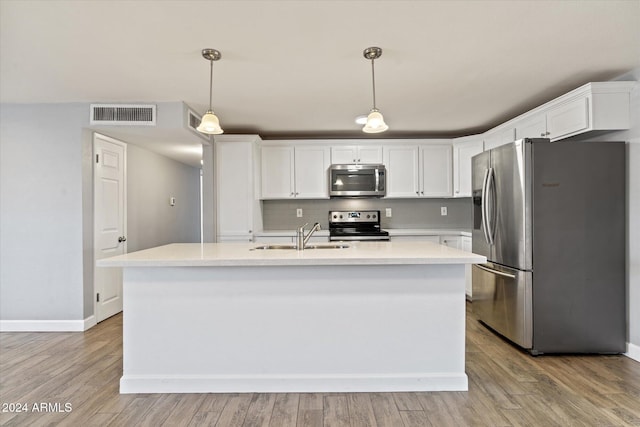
[216,141,253,239]
[440,235,462,249]
[453,139,483,197]
[546,96,589,140]
[331,146,358,164]
[391,235,440,243]
[383,145,420,198]
[261,146,294,199]
[357,146,383,164]
[294,146,331,198]
[515,113,547,139]
[420,144,453,197]
[484,127,515,150]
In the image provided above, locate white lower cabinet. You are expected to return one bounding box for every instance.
[390,235,440,243]
[440,235,462,249]
[254,235,328,244]
[462,236,472,300]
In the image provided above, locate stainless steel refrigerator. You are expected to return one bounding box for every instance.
[471,138,626,355]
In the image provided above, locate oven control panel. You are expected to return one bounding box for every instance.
[329,210,380,223]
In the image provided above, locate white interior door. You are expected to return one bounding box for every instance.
[94,133,126,322]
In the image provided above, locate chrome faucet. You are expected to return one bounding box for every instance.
[296,222,321,251]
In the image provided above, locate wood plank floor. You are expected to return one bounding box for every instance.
[1,303,639,426]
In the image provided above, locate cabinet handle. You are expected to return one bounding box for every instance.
[421,191,424,195]
[357,159,361,162]
[540,133,545,137]
[416,191,419,195]
[290,192,294,197]
[545,131,550,136]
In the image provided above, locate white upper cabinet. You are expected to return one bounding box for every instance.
[483,127,516,150]
[383,145,420,197]
[215,135,262,242]
[384,142,452,198]
[261,143,330,199]
[513,82,636,141]
[452,136,484,198]
[420,144,453,197]
[294,145,331,198]
[261,146,295,199]
[331,145,383,164]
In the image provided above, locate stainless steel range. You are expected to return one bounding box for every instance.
[328,210,389,241]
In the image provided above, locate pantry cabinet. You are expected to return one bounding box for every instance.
[215,135,262,242]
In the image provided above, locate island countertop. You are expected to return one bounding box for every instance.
[97,241,486,268]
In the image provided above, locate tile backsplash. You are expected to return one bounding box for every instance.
[262,198,472,230]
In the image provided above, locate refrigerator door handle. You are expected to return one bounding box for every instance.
[475,263,517,279]
[481,168,490,244]
[486,167,496,245]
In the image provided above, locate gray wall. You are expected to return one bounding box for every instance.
[574,69,640,352]
[263,198,471,230]
[126,144,200,252]
[0,103,201,323]
[1,103,87,320]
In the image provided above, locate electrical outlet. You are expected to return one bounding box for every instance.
[441,206,447,216]
[296,208,303,218]
[385,208,392,217]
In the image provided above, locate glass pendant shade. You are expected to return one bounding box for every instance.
[196,111,224,134]
[362,109,388,133]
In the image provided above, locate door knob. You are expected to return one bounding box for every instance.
[118,236,127,242]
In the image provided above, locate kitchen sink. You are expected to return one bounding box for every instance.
[251,244,349,250]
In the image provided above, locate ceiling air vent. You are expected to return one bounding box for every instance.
[90,104,156,126]
[185,107,211,142]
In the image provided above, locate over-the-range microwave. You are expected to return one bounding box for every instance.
[328,164,386,198]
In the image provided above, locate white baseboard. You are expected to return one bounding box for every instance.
[0,315,96,332]
[626,342,640,362]
[120,373,469,394]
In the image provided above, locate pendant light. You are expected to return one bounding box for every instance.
[362,47,388,133]
[196,48,224,135]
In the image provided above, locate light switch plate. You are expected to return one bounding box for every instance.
[296,208,303,218]
[385,208,392,217]
[441,206,447,216]
[170,197,176,206]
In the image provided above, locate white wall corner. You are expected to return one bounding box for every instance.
[625,342,640,363]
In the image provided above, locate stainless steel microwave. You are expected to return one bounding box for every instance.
[329,164,386,197]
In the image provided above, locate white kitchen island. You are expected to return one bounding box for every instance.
[97,241,485,394]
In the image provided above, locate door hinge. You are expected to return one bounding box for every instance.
[96,293,100,302]
[96,154,99,163]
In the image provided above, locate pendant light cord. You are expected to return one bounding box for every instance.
[208,59,214,111]
[371,58,377,110]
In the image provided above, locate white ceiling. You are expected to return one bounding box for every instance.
[2,0,639,167]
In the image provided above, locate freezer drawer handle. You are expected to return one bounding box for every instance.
[475,264,516,279]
